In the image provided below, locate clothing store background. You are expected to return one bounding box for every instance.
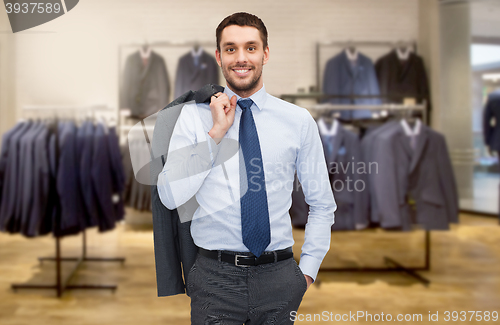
[1,0,500,324]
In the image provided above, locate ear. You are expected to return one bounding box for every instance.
[263,46,270,66]
[215,49,222,68]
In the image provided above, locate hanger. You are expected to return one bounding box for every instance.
[395,40,413,60]
[191,41,203,57]
[344,40,358,61]
[320,109,341,125]
[140,40,152,59]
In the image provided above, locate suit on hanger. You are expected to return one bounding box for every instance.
[174,50,219,99]
[80,121,99,227]
[322,50,381,120]
[92,123,117,232]
[120,51,171,119]
[26,124,50,237]
[360,120,399,224]
[483,92,500,153]
[107,127,126,221]
[0,122,24,210]
[0,121,33,232]
[375,50,431,121]
[56,121,86,236]
[371,121,458,230]
[290,121,369,230]
[19,122,45,235]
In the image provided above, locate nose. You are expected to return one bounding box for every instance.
[235,48,248,65]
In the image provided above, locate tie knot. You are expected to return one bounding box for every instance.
[238,99,254,111]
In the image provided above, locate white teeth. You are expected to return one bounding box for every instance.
[235,69,249,73]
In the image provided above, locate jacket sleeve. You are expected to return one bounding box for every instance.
[157,103,222,210]
[436,133,459,223]
[120,54,134,109]
[157,56,170,110]
[371,131,402,229]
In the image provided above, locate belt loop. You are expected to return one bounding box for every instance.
[273,251,278,263]
[217,250,221,262]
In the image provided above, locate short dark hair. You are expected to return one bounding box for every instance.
[216,12,268,52]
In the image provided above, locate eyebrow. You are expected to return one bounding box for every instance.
[222,41,260,48]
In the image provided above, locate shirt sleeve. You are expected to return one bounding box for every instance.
[157,103,222,210]
[295,113,337,282]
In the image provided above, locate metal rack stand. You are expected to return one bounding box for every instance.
[317,230,431,287]
[12,231,125,297]
[11,106,125,297]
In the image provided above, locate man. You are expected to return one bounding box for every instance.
[157,12,336,324]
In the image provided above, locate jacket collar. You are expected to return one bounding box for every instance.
[224,84,267,111]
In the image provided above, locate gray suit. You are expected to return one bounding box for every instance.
[174,50,219,99]
[371,122,458,230]
[120,51,171,119]
[360,120,399,224]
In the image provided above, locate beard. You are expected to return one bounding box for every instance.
[221,58,264,93]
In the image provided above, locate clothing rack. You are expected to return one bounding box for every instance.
[309,101,427,124]
[280,93,428,124]
[316,40,417,91]
[292,100,432,286]
[11,106,125,298]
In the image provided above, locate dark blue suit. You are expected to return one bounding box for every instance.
[19,122,45,235]
[56,121,86,236]
[483,92,500,153]
[26,124,50,237]
[0,122,25,221]
[0,121,33,232]
[92,123,116,232]
[322,51,381,120]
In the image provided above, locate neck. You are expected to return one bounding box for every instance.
[227,80,263,98]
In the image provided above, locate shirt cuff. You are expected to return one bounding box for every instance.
[298,254,322,283]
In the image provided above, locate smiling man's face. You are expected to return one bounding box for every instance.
[216,25,269,98]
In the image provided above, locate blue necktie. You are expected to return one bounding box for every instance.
[238,99,270,257]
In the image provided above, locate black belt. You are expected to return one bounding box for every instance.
[198,247,293,267]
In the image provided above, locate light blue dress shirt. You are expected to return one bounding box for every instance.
[157,84,336,281]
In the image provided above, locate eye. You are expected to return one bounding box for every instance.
[226,48,235,53]
[248,47,256,51]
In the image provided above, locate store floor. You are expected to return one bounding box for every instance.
[1,211,499,325]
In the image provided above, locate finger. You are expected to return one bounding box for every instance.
[210,92,223,103]
[230,95,237,109]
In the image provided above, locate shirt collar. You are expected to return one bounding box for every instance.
[224,84,267,111]
[400,118,421,136]
[318,117,339,136]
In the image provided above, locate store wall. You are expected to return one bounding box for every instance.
[418,0,441,129]
[8,0,420,125]
[439,2,474,199]
[0,13,16,137]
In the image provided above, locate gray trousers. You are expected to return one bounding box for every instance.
[187,252,308,324]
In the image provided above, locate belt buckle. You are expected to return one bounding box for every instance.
[235,254,251,267]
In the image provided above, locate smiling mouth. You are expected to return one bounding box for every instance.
[232,68,251,77]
